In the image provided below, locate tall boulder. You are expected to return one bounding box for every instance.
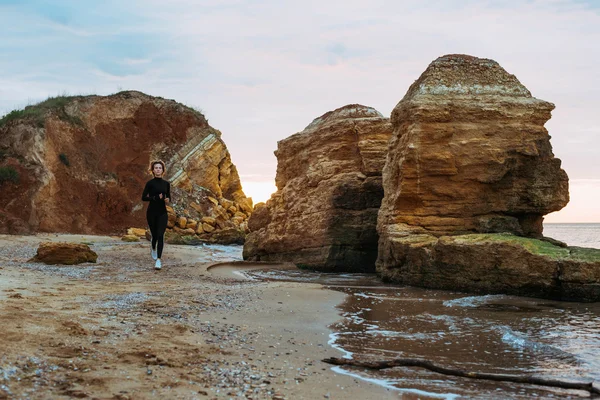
[378,54,569,240]
[244,105,392,271]
[0,91,251,235]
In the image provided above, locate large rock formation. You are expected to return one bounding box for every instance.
[0,91,251,237]
[244,105,392,271]
[376,54,590,300]
[378,54,569,239]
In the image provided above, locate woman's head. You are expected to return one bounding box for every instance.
[149,160,166,177]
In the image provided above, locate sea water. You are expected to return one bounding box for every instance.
[544,223,600,249]
[327,287,600,399]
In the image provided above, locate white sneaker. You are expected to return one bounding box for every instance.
[151,248,158,260]
[155,259,162,270]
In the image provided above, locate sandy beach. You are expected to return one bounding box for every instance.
[0,234,397,399]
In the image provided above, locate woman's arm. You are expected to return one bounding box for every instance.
[165,182,171,204]
[142,182,152,202]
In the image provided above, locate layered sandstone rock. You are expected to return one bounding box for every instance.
[377,54,574,297]
[244,105,392,271]
[378,234,600,302]
[378,54,569,240]
[0,91,251,240]
[31,242,97,265]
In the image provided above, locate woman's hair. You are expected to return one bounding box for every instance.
[149,160,167,175]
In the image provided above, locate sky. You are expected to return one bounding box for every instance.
[1,0,599,222]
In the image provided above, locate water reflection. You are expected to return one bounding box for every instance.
[247,269,600,399]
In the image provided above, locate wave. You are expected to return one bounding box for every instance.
[500,326,578,363]
[443,294,509,308]
[330,366,460,400]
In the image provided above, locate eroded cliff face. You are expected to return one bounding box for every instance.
[0,91,251,236]
[378,54,569,241]
[244,105,392,271]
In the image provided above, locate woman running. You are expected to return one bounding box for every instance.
[141,160,171,270]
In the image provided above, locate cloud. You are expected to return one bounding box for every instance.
[122,58,152,66]
[1,0,599,221]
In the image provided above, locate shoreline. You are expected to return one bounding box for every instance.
[0,234,397,399]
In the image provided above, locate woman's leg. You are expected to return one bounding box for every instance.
[147,213,158,250]
[156,213,168,259]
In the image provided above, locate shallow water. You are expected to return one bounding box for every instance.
[241,269,384,287]
[196,243,243,263]
[247,269,600,399]
[330,287,600,399]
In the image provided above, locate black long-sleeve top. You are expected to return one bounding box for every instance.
[142,177,171,216]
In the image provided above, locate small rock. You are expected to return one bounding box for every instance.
[30,242,97,265]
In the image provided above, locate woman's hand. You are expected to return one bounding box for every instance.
[157,193,169,204]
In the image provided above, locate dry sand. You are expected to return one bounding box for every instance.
[0,234,398,399]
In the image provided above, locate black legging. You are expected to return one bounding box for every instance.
[147,212,168,258]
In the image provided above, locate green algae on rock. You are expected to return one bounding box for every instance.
[377,233,600,302]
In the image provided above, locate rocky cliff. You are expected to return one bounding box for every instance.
[244,105,392,271]
[0,91,252,237]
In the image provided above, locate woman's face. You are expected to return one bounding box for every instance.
[152,163,164,177]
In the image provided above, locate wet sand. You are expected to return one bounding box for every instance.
[0,234,396,399]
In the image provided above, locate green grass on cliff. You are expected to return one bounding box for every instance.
[567,246,600,263]
[0,166,19,184]
[451,233,600,262]
[182,104,207,121]
[1,91,206,129]
[0,95,84,128]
